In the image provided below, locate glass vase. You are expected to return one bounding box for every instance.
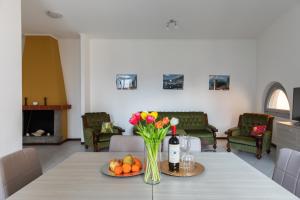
[144,141,161,185]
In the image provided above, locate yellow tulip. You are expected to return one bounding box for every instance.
[141,111,148,120]
[150,112,158,119]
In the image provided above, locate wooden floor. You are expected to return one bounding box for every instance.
[25,139,276,178]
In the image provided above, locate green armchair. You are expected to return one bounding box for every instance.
[133,112,218,150]
[82,112,124,150]
[226,113,274,159]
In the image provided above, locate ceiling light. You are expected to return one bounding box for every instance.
[166,19,178,30]
[46,10,63,19]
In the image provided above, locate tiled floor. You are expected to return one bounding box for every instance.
[26,139,276,178]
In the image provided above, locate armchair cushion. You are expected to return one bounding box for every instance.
[228,135,256,146]
[98,134,113,142]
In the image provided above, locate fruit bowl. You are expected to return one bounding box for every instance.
[101,154,144,177]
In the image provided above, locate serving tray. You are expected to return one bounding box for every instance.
[160,160,205,177]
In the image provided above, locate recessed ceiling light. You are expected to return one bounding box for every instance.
[46,10,63,19]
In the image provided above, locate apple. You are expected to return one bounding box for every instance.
[109,159,121,171]
[123,154,133,165]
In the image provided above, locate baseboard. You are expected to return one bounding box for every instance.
[23,138,81,146]
[67,138,81,141]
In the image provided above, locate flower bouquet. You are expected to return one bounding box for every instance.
[129,111,170,184]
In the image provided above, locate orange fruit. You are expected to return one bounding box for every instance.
[133,157,142,167]
[122,163,132,173]
[131,164,140,172]
[114,166,123,175]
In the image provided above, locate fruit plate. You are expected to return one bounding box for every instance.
[101,163,144,177]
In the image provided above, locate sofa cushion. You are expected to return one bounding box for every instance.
[158,112,206,130]
[229,135,256,146]
[240,114,269,136]
[185,129,213,138]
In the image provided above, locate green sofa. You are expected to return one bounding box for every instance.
[133,112,218,150]
[226,113,274,159]
[82,112,124,150]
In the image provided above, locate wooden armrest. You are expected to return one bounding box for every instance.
[207,124,218,133]
[114,126,125,133]
[225,127,239,137]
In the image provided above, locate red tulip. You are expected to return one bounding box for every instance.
[129,116,139,125]
[134,112,141,121]
[146,115,155,124]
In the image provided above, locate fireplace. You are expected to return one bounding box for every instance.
[22,105,71,144]
[23,110,54,136]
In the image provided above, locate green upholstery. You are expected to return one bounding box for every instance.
[82,112,124,150]
[85,112,110,127]
[226,113,274,159]
[133,112,218,149]
[229,136,256,146]
[240,113,269,136]
[186,129,215,145]
[157,112,206,130]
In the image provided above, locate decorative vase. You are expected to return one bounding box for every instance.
[144,141,161,185]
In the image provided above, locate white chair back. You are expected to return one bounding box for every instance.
[273,148,300,198]
[109,135,144,152]
[162,136,201,152]
[0,148,42,199]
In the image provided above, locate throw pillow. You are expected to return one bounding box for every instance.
[251,125,267,136]
[101,122,114,133]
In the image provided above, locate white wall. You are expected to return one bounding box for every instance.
[59,39,82,139]
[256,3,300,114]
[89,39,257,134]
[0,0,22,156]
[80,34,91,115]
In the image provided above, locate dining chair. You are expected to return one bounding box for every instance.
[109,135,145,152]
[162,136,202,152]
[272,148,300,198]
[0,148,42,200]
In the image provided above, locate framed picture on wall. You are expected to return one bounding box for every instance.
[163,74,184,90]
[209,75,230,90]
[116,74,137,90]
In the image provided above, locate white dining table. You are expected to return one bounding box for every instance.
[8,152,298,200]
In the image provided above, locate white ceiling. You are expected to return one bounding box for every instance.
[22,0,299,39]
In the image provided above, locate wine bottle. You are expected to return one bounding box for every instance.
[168,125,180,172]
